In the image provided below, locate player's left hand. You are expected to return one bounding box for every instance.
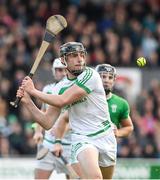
[52,143,63,157]
[22,76,35,94]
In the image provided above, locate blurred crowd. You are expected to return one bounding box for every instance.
[0,0,160,158]
[117,79,160,158]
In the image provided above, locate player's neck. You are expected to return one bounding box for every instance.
[106,92,112,100]
[67,72,77,80]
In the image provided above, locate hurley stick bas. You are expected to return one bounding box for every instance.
[10,15,67,108]
[36,146,78,179]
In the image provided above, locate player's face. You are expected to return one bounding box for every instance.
[65,51,86,72]
[54,68,66,82]
[99,72,115,93]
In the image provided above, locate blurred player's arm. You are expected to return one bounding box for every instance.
[114,116,134,137]
[51,111,69,157]
[33,123,44,144]
[53,111,69,139]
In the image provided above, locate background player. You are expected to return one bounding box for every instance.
[33,58,73,179]
[95,64,134,137]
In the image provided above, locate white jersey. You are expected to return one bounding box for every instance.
[42,83,71,150]
[54,67,112,138]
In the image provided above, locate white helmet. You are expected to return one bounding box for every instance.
[52,58,66,76]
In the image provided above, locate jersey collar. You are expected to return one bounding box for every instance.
[106,92,112,100]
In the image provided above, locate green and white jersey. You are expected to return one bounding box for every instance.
[107,93,130,128]
[54,67,112,138]
[42,84,71,147]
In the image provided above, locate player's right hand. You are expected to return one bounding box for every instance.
[33,132,43,144]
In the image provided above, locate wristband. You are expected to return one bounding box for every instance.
[55,139,62,144]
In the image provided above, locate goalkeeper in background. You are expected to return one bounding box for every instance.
[95,64,134,137]
[33,58,73,179]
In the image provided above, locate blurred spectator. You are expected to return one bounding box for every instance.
[142,29,158,61]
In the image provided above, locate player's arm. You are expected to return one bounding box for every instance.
[33,103,46,144]
[53,111,69,139]
[32,123,44,144]
[32,85,86,107]
[22,76,88,108]
[16,88,61,130]
[114,116,134,137]
[51,111,69,157]
[114,99,134,137]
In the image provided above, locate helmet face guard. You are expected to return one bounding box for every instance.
[60,42,87,76]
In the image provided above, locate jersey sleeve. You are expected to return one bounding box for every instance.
[75,68,98,94]
[120,100,130,120]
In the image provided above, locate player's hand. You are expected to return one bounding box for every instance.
[53,143,63,157]
[16,86,24,98]
[16,86,31,104]
[22,76,35,95]
[33,132,43,144]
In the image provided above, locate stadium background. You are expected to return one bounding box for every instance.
[0,0,160,179]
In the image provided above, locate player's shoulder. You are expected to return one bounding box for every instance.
[84,66,99,75]
[112,93,129,105]
[77,66,100,80]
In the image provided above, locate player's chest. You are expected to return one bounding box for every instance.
[109,103,121,115]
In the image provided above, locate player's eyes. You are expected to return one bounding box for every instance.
[109,76,114,79]
[70,53,77,57]
[80,52,85,57]
[70,52,85,57]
